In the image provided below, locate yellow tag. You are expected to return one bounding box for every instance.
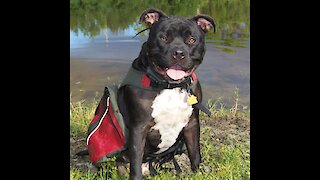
[187,95,198,105]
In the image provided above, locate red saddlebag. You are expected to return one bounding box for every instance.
[86,85,127,165]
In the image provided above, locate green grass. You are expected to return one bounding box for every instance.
[70,93,250,180]
[70,95,99,137]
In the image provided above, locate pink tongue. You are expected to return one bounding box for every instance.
[166,68,186,80]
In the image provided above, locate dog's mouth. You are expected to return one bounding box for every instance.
[153,63,195,81]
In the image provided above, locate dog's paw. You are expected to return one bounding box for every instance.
[117,162,129,176]
[141,163,150,175]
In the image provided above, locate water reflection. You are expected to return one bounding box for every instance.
[70,25,140,49]
[207,38,249,54]
[70,0,250,41]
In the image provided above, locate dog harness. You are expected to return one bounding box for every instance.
[85,65,210,173]
[120,66,211,173]
[121,66,211,116]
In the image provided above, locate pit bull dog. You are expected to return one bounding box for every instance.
[116,8,216,180]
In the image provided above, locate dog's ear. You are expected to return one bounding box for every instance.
[192,15,216,33]
[139,8,168,27]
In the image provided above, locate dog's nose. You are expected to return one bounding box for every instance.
[172,50,185,60]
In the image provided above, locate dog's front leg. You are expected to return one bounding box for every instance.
[123,86,157,179]
[183,109,201,171]
[128,124,147,180]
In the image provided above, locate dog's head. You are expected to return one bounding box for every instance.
[139,8,216,83]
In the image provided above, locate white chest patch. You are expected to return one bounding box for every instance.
[151,88,193,154]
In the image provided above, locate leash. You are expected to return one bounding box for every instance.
[185,83,212,117]
[194,103,211,117]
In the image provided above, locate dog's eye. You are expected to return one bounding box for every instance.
[160,35,168,42]
[187,37,196,45]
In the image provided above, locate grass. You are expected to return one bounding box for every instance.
[70,94,99,137]
[70,91,250,180]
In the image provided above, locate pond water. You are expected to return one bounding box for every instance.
[70,0,250,109]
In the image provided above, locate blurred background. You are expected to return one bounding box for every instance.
[70,0,250,109]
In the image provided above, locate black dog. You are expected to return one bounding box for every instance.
[116,8,216,180]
